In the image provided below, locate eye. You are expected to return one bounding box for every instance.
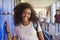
[22,11,26,14]
[28,12,31,15]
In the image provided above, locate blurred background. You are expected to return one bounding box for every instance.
[0,0,60,40]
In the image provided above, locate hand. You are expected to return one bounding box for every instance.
[5,20,10,33]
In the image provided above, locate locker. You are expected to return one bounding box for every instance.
[0,14,14,40]
[0,0,14,40]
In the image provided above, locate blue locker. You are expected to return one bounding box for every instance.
[2,15,14,40]
[0,7,4,40]
[0,15,3,40]
[0,0,14,40]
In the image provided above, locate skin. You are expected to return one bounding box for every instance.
[6,20,12,40]
[21,8,31,26]
[56,11,60,15]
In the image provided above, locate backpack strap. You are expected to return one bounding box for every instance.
[33,21,53,40]
[33,21,38,31]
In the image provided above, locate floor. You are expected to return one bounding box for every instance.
[42,23,60,40]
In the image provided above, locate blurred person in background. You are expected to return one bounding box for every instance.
[45,11,50,32]
[55,10,60,35]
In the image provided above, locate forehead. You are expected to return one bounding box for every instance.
[56,10,59,12]
[23,8,31,11]
[56,11,59,13]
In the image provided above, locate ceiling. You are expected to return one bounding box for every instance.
[22,0,58,8]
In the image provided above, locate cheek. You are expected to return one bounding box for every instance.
[28,15,31,19]
[29,15,31,18]
[22,13,25,17]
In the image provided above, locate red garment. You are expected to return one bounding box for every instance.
[55,14,60,23]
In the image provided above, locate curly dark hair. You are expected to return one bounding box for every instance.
[14,3,39,26]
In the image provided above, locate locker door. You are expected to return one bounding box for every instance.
[3,15,14,40]
[1,14,14,40]
[0,0,14,40]
[0,0,3,40]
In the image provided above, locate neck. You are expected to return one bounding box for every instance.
[22,21,30,26]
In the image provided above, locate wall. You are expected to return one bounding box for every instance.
[56,1,60,9]
[34,8,47,17]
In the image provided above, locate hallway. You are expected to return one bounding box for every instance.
[0,0,60,40]
[42,23,60,40]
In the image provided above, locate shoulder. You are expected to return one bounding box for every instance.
[36,21,42,32]
[14,25,20,30]
[14,26,18,31]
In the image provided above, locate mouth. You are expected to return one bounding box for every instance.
[24,18,27,20]
[23,17,28,21]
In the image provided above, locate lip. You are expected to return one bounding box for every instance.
[23,17,28,20]
[24,17,28,20]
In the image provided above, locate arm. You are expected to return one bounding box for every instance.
[55,15,56,18]
[54,14,56,24]
[37,22,44,40]
[12,36,18,40]
[6,21,18,40]
[37,31,44,40]
[12,26,18,40]
[54,15,56,24]
[6,21,12,40]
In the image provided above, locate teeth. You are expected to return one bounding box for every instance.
[24,17,27,19]
[24,18,27,19]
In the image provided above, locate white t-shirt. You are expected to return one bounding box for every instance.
[13,21,42,40]
[39,15,45,22]
[46,16,50,23]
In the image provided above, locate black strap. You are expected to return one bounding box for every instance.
[33,21,38,31]
[33,21,53,40]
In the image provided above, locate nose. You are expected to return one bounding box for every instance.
[24,13,28,17]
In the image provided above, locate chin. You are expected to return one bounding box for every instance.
[23,20,28,22]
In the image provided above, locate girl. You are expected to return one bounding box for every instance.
[55,10,60,34]
[45,11,50,32]
[6,3,44,40]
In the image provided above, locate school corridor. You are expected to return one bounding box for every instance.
[0,0,60,40]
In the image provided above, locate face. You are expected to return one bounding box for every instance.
[22,8,31,22]
[56,11,60,15]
